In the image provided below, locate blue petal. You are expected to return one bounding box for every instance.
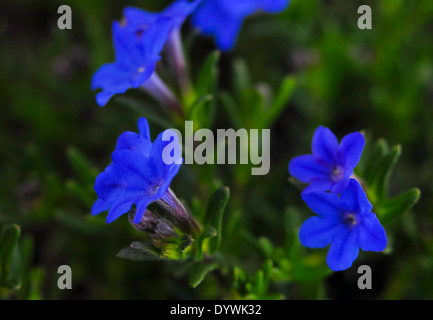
[301,192,342,219]
[106,200,134,223]
[289,154,329,183]
[133,198,153,224]
[115,131,150,153]
[112,21,142,69]
[338,132,365,168]
[340,178,372,214]
[330,177,350,194]
[258,0,291,13]
[216,18,242,51]
[130,60,157,88]
[299,216,345,248]
[111,150,157,186]
[138,117,151,140]
[140,17,172,58]
[91,198,111,216]
[94,164,124,202]
[312,126,339,164]
[359,213,387,252]
[123,7,158,27]
[192,0,243,51]
[91,63,134,106]
[151,129,183,178]
[301,180,333,195]
[326,227,360,271]
[164,0,203,28]
[218,0,257,17]
[96,91,116,107]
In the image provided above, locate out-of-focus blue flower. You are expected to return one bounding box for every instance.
[192,0,290,51]
[289,126,365,195]
[299,179,387,271]
[123,0,203,96]
[91,19,171,106]
[123,0,202,36]
[91,118,183,224]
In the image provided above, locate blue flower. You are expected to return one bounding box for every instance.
[123,0,203,36]
[289,126,365,195]
[299,178,387,271]
[91,18,171,106]
[91,118,183,224]
[192,0,290,51]
[123,0,203,96]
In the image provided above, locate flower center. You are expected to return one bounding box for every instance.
[138,67,146,73]
[330,165,344,182]
[344,212,358,227]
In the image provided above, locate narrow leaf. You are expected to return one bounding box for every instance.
[204,187,230,253]
[0,224,21,289]
[189,260,218,288]
[378,188,421,225]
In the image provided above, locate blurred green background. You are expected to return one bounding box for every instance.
[0,0,432,299]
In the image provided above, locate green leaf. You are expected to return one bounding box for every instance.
[0,224,21,289]
[187,94,213,123]
[378,188,421,225]
[203,187,230,254]
[369,144,401,200]
[189,260,218,288]
[116,241,165,262]
[193,51,220,127]
[27,267,44,300]
[360,138,388,186]
[196,50,220,97]
[255,260,273,298]
[220,91,243,129]
[55,211,109,237]
[196,226,217,259]
[233,59,251,95]
[115,96,174,129]
[66,147,98,185]
[66,179,94,207]
[262,76,296,128]
[258,237,274,258]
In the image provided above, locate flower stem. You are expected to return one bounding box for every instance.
[166,29,192,97]
[140,73,184,117]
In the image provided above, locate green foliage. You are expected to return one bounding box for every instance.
[0,224,43,299]
[189,260,218,289]
[356,137,421,226]
[203,187,230,254]
[0,224,21,290]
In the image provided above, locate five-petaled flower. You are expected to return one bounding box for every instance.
[289,126,365,195]
[91,18,171,107]
[192,0,290,51]
[299,178,387,271]
[91,118,183,224]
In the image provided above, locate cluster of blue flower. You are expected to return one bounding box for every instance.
[91,0,290,107]
[91,0,386,272]
[91,0,290,232]
[289,127,387,271]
